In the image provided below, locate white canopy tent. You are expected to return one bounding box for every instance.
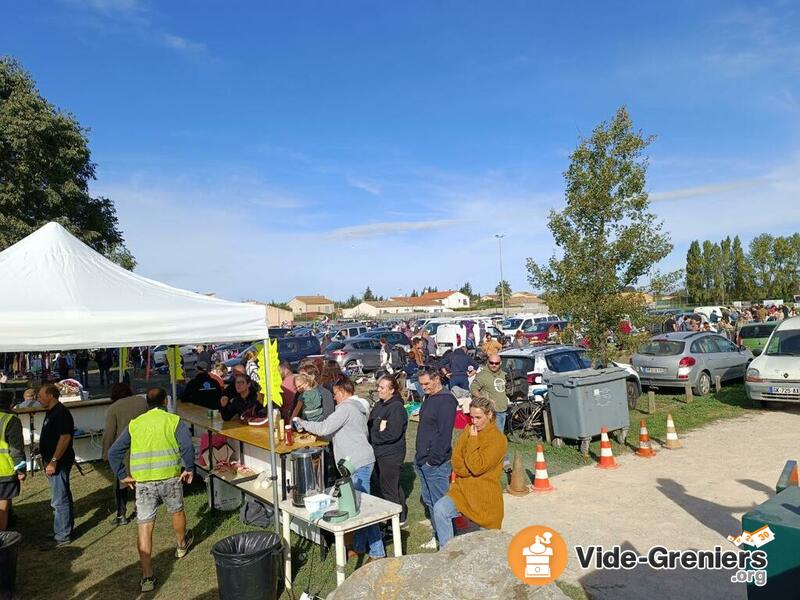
[0,222,281,533]
[0,222,268,351]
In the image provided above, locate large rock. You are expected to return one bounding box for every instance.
[328,529,569,600]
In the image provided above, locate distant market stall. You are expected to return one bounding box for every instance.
[0,222,282,532]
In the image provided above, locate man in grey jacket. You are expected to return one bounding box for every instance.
[298,379,385,562]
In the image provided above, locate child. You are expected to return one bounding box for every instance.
[15,388,40,409]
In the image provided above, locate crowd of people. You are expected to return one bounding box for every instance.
[662,303,799,339]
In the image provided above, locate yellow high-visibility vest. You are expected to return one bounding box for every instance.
[128,408,181,482]
[0,412,19,477]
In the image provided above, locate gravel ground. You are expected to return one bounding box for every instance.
[502,408,800,600]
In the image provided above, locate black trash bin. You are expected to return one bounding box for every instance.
[0,531,21,600]
[211,532,282,600]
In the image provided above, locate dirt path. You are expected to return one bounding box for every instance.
[502,409,800,600]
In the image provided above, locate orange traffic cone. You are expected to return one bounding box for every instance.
[506,450,530,496]
[531,444,555,492]
[636,420,656,458]
[664,414,682,450]
[595,427,619,469]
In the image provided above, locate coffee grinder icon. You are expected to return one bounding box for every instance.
[522,532,553,578]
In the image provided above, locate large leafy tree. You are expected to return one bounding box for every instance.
[528,107,672,365]
[0,57,134,268]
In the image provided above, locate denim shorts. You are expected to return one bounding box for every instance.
[135,476,184,523]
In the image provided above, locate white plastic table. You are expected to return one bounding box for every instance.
[280,493,403,589]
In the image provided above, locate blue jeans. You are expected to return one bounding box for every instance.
[495,411,507,434]
[351,464,385,558]
[48,465,74,542]
[432,495,459,548]
[414,461,451,525]
[449,375,469,391]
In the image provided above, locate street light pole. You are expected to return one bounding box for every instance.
[495,234,506,315]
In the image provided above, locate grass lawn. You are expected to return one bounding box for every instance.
[9,378,758,600]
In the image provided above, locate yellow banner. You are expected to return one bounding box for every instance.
[256,340,283,407]
[119,347,128,376]
[166,345,184,381]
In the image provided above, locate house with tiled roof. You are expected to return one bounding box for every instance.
[287,295,335,315]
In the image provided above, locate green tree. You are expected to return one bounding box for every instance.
[409,289,419,297]
[647,269,684,305]
[495,280,512,297]
[363,286,376,301]
[701,241,720,302]
[718,237,732,303]
[748,234,775,299]
[685,241,704,303]
[730,235,752,301]
[0,57,134,268]
[459,282,474,299]
[527,107,672,365]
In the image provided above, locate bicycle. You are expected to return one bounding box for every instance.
[507,394,548,443]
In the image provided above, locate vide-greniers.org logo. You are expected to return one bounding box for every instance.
[577,545,768,586]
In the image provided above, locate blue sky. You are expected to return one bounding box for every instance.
[4,1,800,302]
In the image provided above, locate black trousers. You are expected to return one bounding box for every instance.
[114,484,128,517]
[375,452,407,522]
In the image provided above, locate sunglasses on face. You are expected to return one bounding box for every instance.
[488,361,501,366]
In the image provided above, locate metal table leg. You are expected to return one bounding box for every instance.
[207,427,214,511]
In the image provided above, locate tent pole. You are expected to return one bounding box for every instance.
[262,337,281,537]
[170,348,177,414]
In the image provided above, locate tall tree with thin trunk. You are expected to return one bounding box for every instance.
[527,107,672,365]
[685,240,704,304]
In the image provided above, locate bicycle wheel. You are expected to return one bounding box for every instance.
[508,401,544,443]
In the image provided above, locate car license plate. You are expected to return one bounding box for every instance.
[768,387,800,395]
[641,367,666,374]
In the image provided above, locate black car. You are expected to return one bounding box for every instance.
[224,335,321,371]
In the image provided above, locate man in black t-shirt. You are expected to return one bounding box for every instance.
[38,383,75,548]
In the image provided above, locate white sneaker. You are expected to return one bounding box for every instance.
[420,537,438,550]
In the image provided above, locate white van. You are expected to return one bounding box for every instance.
[693,306,727,321]
[500,313,558,337]
[745,316,800,405]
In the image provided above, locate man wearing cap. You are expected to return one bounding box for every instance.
[179,361,222,409]
[109,387,195,593]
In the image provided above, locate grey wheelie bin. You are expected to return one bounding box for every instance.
[547,367,629,454]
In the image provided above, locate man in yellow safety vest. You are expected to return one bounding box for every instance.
[0,391,27,531]
[109,387,195,593]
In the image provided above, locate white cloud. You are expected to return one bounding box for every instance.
[346,176,382,196]
[161,33,206,54]
[649,178,765,202]
[327,219,457,240]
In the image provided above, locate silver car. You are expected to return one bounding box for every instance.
[632,332,753,396]
[324,337,382,371]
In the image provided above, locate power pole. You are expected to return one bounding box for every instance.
[495,234,506,315]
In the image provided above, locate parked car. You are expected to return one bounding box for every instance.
[500,314,558,337]
[498,345,642,409]
[737,322,778,357]
[325,337,382,371]
[268,327,291,338]
[224,335,321,371]
[521,320,569,343]
[745,316,800,405]
[632,332,753,396]
[152,344,196,366]
[330,324,368,339]
[353,330,411,349]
